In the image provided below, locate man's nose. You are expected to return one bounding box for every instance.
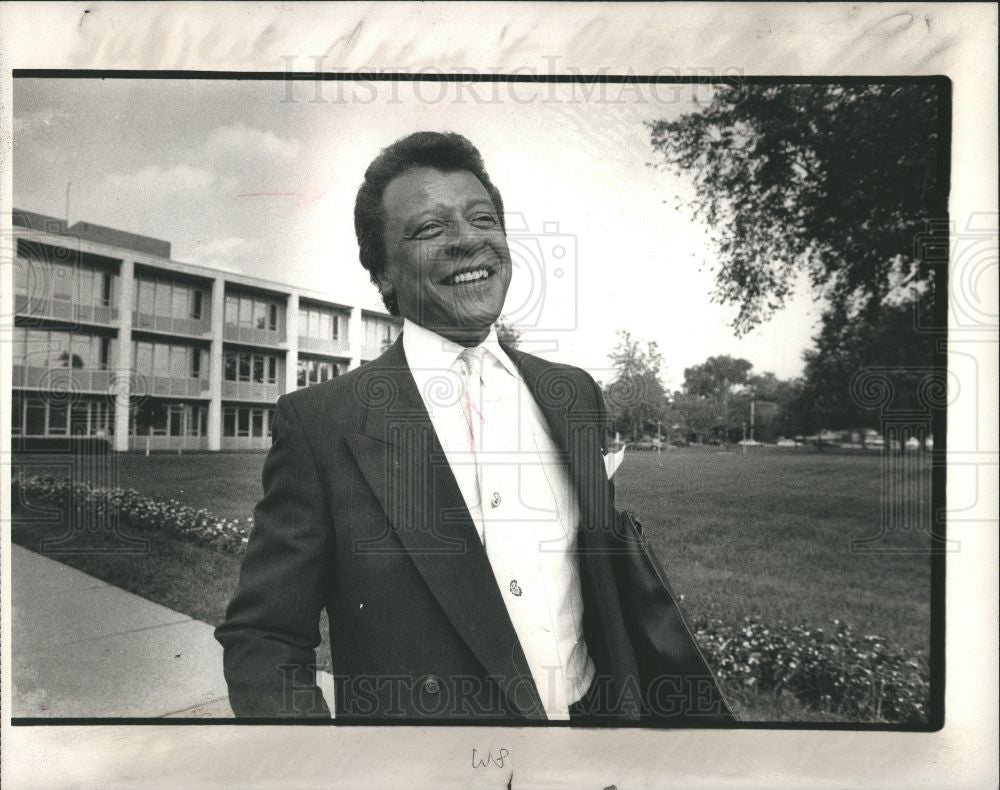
[442,218,489,256]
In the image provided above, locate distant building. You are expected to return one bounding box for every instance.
[10,209,401,451]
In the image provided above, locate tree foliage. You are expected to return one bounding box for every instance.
[649,83,945,335]
[669,355,806,443]
[793,295,938,434]
[604,330,669,440]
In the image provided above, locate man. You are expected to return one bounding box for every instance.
[216,131,733,724]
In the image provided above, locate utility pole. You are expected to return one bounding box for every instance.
[750,399,756,442]
[65,182,72,225]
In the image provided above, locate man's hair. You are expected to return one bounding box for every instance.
[353,131,507,315]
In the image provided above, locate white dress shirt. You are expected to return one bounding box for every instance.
[402,319,595,719]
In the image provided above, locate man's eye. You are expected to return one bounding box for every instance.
[470,214,497,229]
[413,222,445,239]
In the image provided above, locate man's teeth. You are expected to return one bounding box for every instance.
[451,269,490,284]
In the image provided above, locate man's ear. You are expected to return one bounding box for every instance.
[374,271,395,305]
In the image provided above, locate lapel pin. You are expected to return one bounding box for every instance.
[509,580,522,597]
[491,491,501,508]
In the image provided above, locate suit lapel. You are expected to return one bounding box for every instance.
[345,338,545,719]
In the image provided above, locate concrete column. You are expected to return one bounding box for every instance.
[285,292,299,393]
[207,275,225,451]
[349,307,365,369]
[113,259,135,452]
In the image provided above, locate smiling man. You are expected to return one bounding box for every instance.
[216,131,732,724]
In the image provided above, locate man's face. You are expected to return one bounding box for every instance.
[379,167,512,344]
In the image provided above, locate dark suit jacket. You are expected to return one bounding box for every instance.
[215,336,734,724]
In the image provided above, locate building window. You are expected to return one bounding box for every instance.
[11,393,23,435]
[14,242,118,310]
[223,406,271,440]
[25,400,46,435]
[223,408,236,437]
[101,272,114,307]
[133,339,203,380]
[48,404,69,435]
[155,279,171,317]
[52,264,74,301]
[135,277,206,323]
[297,357,344,388]
[237,407,250,437]
[171,286,189,320]
[154,343,169,373]
[137,279,155,315]
[13,327,114,370]
[240,296,253,328]
[14,258,30,296]
[300,306,345,341]
[227,293,282,333]
[14,395,115,437]
[224,350,278,384]
[100,337,112,369]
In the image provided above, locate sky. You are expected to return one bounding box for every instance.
[13,77,823,390]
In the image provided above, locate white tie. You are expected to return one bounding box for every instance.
[462,349,573,717]
[457,346,488,536]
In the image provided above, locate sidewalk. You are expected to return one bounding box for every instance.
[10,544,334,718]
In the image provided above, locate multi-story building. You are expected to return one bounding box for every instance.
[9,208,401,452]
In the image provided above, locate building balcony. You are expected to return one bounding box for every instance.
[298,335,350,356]
[129,434,209,452]
[221,436,272,451]
[223,324,287,347]
[12,365,114,393]
[132,311,212,338]
[15,294,118,326]
[222,380,281,402]
[144,375,211,399]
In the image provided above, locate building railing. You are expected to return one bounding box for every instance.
[12,365,114,393]
[15,294,118,325]
[221,436,272,451]
[128,434,208,452]
[223,324,287,346]
[133,311,212,337]
[298,335,351,356]
[146,375,211,398]
[222,380,281,402]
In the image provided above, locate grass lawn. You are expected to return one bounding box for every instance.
[11,446,934,721]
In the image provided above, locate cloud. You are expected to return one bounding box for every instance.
[101,162,229,196]
[184,235,255,272]
[12,109,72,136]
[202,122,300,162]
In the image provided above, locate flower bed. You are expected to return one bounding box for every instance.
[693,616,930,723]
[11,473,253,554]
[12,473,931,723]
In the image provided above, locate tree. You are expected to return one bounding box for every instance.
[604,330,669,441]
[649,83,946,335]
[672,355,753,443]
[794,293,937,444]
